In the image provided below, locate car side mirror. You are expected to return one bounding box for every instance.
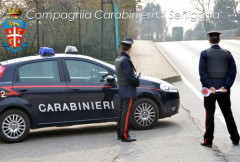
[106,75,115,84]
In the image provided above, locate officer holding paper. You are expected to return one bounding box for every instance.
[199,31,239,147]
[115,38,140,142]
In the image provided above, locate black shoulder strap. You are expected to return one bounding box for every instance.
[205,49,209,60]
[130,60,136,72]
[119,56,136,72]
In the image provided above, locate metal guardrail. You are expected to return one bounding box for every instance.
[219,29,238,39]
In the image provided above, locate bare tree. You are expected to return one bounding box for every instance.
[192,0,213,32]
[232,0,240,24]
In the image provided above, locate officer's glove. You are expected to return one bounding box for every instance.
[210,87,216,94]
[220,87,228,93]
[135,75,140,87]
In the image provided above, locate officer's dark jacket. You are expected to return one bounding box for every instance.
[199,45,237,94]
[115,51,140,99]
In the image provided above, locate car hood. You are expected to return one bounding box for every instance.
[139,76,165,88]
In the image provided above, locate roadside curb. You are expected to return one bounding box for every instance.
[154,43,182,83]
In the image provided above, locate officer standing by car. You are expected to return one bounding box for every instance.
[115,38,140,142]
[199,31,240,147]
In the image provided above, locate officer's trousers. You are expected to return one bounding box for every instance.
[117,98,134,139]
[204,94,239,143]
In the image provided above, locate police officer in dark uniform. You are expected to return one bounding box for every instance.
[115,38,140,142]
[199,31,239,147]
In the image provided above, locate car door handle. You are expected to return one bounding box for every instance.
[19,89,29,92]
[72,89,80,92]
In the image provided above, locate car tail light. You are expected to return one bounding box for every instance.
[0,65,6,79]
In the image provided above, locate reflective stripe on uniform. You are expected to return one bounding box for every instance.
[124,98,133,139]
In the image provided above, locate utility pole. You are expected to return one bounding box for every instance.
[41,3,45,47]
[101,0,113,60]
[34,0,40,51]
[78,6,82,54]
[101,0,104,60]
[72,1,82,54]
[113,3,119,60]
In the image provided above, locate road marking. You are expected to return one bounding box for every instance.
[155,43,240,133]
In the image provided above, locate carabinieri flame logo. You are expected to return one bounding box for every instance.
[2,7,28,52]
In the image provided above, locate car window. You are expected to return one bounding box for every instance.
[18,61,60,82]
[65,60,109,83]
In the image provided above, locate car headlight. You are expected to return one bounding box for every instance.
[160,82,178,92]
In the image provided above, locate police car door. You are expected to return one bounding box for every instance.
[62,58,119,122]
[13,59,69,125]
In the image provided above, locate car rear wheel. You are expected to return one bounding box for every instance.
[0,109,30,143]
[130,98,159,130]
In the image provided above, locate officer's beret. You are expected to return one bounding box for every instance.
[120,38,134,45]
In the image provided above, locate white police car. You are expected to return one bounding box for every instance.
[0,47,179,143]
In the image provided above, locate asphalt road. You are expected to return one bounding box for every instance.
[156,40,240,162]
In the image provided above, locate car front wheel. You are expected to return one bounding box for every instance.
[130,98,159,130]
[0,109,30,143]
